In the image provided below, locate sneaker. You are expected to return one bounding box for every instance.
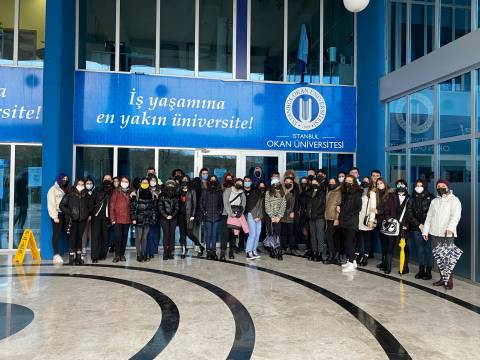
[342,262,356,273]
[341,261,350,268]
[246,252,255,260]
[253,252,261,259]
[53,254,64,265]
[353,260,358,269]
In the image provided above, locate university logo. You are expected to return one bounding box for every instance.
[284,87,327,131]
[395,93,434,134]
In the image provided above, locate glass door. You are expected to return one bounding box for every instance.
[200,150,240,179]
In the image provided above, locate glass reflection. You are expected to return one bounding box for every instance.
[439,73,471,139]
[387,97,407,147]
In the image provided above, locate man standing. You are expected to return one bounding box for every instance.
[91,174,114,262]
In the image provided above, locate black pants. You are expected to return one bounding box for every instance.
[51,213,65,255]
[69,220,86,252]
[385,235,409,268]
[160,217,177,251]
[281,222,295,250]
[356,230,372,256]
[178,213,201,247]
[341,228,357,262]
[380,232,389,262]
[91,217,110,260]
[113,224,130,257]
[326,220,339,256]
[266,221,282,237]
[221,215,236,252]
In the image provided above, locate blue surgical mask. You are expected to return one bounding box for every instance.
[244,181,252,188]
[201,174,209,181]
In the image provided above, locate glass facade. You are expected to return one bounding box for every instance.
[387,149,407,184]
[323,0,354,85]
[387,0,407,73]
[410,86,435,143]
[157,150,194,180]
[410,0,435,62]
[440,0,471,47]
[286,153,319,177]
[439,73,471,139]
[0,146,10,249]
[18,0,46,66]
[322,153,354,178]
[387,97,407,147]
[0,0,15,64]
[75,147,114,185]
[410,145,435,191]
[118,148,155,180]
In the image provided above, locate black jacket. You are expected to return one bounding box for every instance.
[200,188,224,222]
[92,187,112,219]
[306,188,326,220]
[296,190,308,227]
[158,195,180,219]
[60,191,93,222]
[408,191,433,229]
[338,189,362,230]
[375,190,388,224]
[244,188,261,214]
[131,190,156,225]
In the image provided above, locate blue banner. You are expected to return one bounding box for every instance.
[74,71,356,152]
[0,67,43,143]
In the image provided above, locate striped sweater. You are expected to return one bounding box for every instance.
[265,192,287,219]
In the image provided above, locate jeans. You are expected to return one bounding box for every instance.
[356,230,372,256]
[221,215,236,252]
[135,225,149,255]
[246,213,262,253]
[412,231,432,267]
[51,213,65,255]
[160,217,177,251]
[146,223,160,256]
[204,220,221,252]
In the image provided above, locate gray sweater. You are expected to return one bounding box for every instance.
[222,187,246,216]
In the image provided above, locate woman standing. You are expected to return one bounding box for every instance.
[297,177,310,258]
[222,178,246,260]
[281,177,297,255]
[244,177,264,260]
[59,179,92,265]
[178,175,205,258]
[200,175,223,260]
[109,176,132,263]
[338,175,362,272]
[146,175,161,259]
[356,178,377,266]
[408,179,434,280]
[374,178,390,270]
[264,178,286,260]
[158,179,180,260]
[130,178,156,262]
[47,173,69,265]
[306,178,327,262]
[324,178,342,264]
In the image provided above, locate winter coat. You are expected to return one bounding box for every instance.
[130,190,156,225]
[223,187,246,216]
[158,195,180,219]
[306,188,326,221]
[200,188,224,222]
[47,182,66,220]
[338,189,362,230]
[59,191,93,222]
[324,186,342,221]
[92,187,112,219]
[384,193,410,235]
[422,192,461,238]
[109,189,132,224]
[358,189,377,231]
[375,189,389,225]
[281,191,296,223]
[179,188,197,226]
[265,192,286,219]
[245,189,264,220]
[408,191,434,231]
[296,190,308,227]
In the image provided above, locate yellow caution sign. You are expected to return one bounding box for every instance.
[13,229,41,265]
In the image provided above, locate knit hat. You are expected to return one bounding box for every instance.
[56,173,68,183]
[436,179,450,189]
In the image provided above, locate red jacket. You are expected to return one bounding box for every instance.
[109,189,132,224]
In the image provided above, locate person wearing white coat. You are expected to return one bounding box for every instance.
[422,179,461,290]
[356,179,376,266]
[47,173,70,264]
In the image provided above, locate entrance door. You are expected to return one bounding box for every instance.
[199,150,240,179]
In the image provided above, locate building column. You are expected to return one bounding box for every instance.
[40,0,76,259]
[235,0,248,80]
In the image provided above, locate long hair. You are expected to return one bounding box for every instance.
[342,175,360,193]
[269,182,285,197]
[375,177,390,202]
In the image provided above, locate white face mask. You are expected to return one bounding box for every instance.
[377,184,385,190]
[414,186,424,194]
[76,185,85,192]
[120,182,129,189]
[149,181,157,187]
[86,184,93,190]
[338,176,345,183]
[271,178,280,185]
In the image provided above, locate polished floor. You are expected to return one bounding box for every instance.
[1,250,480,360]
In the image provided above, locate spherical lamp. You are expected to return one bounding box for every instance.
[343,0,370,13]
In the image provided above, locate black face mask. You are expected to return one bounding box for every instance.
[311,184,319,190]
[396,186,406,194]
[328,184,337,191]
[165,186,176,196]
[61,180,69,188]
[103,180,113,191]
[285,183,293,189]
[361,182,369,189]
[259,187,266,193]
[234,184,243,190]
[181,181,189,187]
[210,181,218,188]
[345,183,353,190]
[254,171,261,177]
[437,188,448,196]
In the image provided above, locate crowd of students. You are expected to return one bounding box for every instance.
[47,165,461,289]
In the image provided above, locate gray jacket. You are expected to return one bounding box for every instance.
[222,187,246,216]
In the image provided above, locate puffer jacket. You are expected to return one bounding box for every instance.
[338,189,362,230]
[324,185,342,221]
[47,182,66,220]
[358,189,377,231]
[158,195,180,219]
[306,188,326,221]
[200,188,224,222]
[109,189,132,224]
[408,190,434,230]
[281,191,297,223]
[422,191,461,237]
[60,190,93,222]
[131,189,156,225]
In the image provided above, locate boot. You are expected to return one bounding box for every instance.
[422,266,432,280]
[220,250,226,262]
[384,255,392,274]
[433,276,444,286]
[181,246,187,259]
[276,248,283,261]
[269,248,276,259]
[445,275,453,290]
[168,247,174,259]
[137,254,143,262]
[213,252,219,261]
[75,252,84,265]
[415,265,425,279]
[399,261,409,275]
[325,254,335,264]
[199,245,205,257]
[354,253,360,264]
[163,248,169,260]
[314,251,320,262]
[334,253,341,265]
[361,255,369,267]
[229,249,235,260]
[68,252,75,265]
[376,255,386,270]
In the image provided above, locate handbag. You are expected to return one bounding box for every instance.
[363,192,377,227]
[226,216,242,230]
[380,198,408,237]
[230,193,244,218]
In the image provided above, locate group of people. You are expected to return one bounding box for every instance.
[47,165,461,289]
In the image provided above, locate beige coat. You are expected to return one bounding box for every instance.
[324,186,342,221]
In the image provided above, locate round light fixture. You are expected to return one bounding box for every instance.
[343,0,370,13]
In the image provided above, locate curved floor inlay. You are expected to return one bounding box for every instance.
[83,264,256,360]
[0,272,180,360]
[0,302,35,341]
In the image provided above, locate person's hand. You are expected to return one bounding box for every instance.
[167,215,173,220]
[53,218,60,224]
[419,224,424,232]
[423,235,428,241]
[132,220,136,225]
[388,218,393,223]
[445,229,454,237]
[190,217,195,221]
[368,221,374,229]
[230,214,236,218]
[371,208,377,214]
[402,226,407,230]
[336,206,341,213]
[289,212,295,219]
[333,220,339,226]
[88,216,91,221]
[111,221,116,225]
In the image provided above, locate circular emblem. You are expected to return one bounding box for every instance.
[284,87,327,131]
[395,93,434,134]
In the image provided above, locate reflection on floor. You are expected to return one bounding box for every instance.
[1,251,480,360]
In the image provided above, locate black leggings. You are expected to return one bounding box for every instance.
[160,217,177,250]
[51,213,65,254]
[68,220,86,252]
[113,224,130,257]
[356,230,372,256]
[325,220,339,256]
[178,213,201,247]
[91,217,109,260]
[341,228,357,262]
[221,215,236,252]
[280,222,295,250]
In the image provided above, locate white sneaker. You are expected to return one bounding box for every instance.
[246,252,255,260]
[342,261,356,273]
[253,252,261,259]
[353,260,358,269]
[53,254,64,265]
[341,262,350,268]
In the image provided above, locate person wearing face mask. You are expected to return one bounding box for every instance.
[316,169,328,189]
[158,179,180,260]
[81,177,95,262]
[112,177,120,189]
[306,178,327,262]
[265,178,286,260]
[60,179,93,265]
[338,175,363,272]
[422,179,461,290]
[109,176,132,263]
[324,178,342,264]
[221,178,247,260]
[178,175,205,258]
[356,177,377,267]
[146,167,156,178]
[383,179,410,275]
[337,172,346,184]
[145,175,161,260]
[257,181,268,245]
[244,176,263,259]
[222,172,235,190]
[280,177,297,255]
[200,176,224,260]
[408,179,434,280]
[252,166,265,188]
[270,171,281,187]
[131,178,156,262]
[91,174,114,263]
[47,173,70,265]
[349,167,361,186]
[297,177,311,257]
[192,167,209,245]
[373,178,390,271]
